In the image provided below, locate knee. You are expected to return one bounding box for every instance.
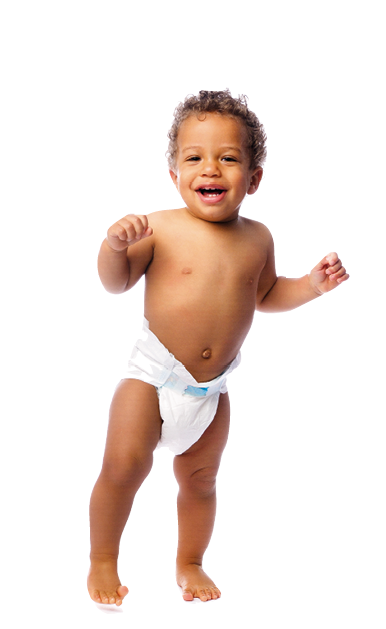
[181,466,218,497]
[101,452,153,487]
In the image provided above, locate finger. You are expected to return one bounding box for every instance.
[325,252,339,266]
[125,221,153,243]
[313,251,337,271]
[108,215,152,247]
[313,258,329,272]
[117,216,145,242]
[143,226,153,238]
[114,220,136,243]
[337,273,349,283]
[132,216,152,241]
[329,266,347,281]
[326,258,342,275]
[136,214,149,232]
[111,223,133,242]
[126,215,147,240]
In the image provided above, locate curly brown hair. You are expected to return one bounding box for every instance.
[166,89,267,171]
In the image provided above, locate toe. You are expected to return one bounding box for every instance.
[199,589,209,602]
[92,589,102,603]
[117,585,129,599]
[212,587,221,599]
[100,591,109,604]
[182,589,194,601]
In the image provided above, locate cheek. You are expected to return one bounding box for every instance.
[234,176,249,193]
[177,172,192,190]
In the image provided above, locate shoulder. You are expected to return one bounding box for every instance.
[146,208,185,225]
[145,209,190,244]
[239,217,273,243]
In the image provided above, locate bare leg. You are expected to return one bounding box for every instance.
[173,392,230,602]
[87,379,162,605]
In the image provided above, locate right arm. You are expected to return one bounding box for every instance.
[97,214,154,294]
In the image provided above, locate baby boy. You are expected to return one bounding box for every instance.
[87,90,349,606]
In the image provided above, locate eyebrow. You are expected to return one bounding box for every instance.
[181,145,243,153]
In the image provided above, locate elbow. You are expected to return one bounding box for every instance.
[255,302,275,314]
[99,277,130,294]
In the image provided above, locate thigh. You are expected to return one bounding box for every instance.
[173,392,230,481]
[102,378,162,468]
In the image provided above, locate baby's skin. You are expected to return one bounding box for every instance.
[88,113,349,606]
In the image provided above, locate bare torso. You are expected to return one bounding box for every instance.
[141,208,270,382]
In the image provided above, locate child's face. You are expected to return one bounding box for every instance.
[170,113,263,223]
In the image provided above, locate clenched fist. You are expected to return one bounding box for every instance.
[106,214,153,251]
[309,252,349,294]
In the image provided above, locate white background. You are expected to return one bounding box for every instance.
[1,1,385,627]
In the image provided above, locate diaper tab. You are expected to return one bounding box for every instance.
[184,385,209,397]
[160,371,188,396]
[160,372,226,398]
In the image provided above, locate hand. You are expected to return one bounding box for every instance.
[308,252,349,295]
[106,214,153,251]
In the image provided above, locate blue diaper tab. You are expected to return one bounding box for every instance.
[160,370,225,398]
[159,371,187,395]
[184,385,209,397]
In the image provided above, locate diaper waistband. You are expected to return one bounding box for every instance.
[125,317,241,397]
[160,368,225,398]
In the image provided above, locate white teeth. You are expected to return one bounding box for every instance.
[197,187,225,199]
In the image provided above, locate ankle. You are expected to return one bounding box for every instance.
[176,558,203,570]
[90,552,118,564]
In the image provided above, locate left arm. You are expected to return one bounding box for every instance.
[256,240,349,313]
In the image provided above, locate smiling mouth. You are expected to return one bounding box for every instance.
[197,187,227,198]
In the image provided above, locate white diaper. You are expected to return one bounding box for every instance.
[122,318,241,455]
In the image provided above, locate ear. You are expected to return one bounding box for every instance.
[247,167,263,195]
[169,169,178,188]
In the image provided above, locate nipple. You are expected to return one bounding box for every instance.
[202,348,212,359]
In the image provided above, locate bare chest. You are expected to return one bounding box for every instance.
[149,228,266,293]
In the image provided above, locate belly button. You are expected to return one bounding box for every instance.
[202,348,212,359]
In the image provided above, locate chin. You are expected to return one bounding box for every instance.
[202,210,238,223]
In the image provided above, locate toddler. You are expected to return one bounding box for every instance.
[87,90,349,606]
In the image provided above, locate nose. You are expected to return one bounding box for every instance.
[201,158,220,177]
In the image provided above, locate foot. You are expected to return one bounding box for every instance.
[87,557,129,606]
[176,563,221,602]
